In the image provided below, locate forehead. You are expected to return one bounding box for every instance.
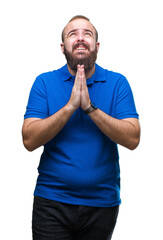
[64,19,96,35]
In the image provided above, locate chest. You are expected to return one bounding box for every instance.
[46,78,117,117]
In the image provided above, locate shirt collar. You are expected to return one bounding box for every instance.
[59,64,106,85]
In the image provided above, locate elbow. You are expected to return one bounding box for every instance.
[22,127,32,151]
[22,128,37,152]
[128,136,140,151]
[22,132,38,151]
[22,131,42,152]
[23,139,36,152]
[128,142,139,151]
[127,125,141,150]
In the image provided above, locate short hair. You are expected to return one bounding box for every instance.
[61,15,98,43]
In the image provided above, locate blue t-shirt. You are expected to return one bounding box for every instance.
[24,64,138,207]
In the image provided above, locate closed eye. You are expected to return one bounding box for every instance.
[69,32,77,37]
[67,30,77,38]
[84,32,92,37]
[66,29,94,38]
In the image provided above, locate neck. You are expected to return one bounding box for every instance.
[67,64,95,79]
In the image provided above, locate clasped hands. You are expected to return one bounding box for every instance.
[68,65,90,112]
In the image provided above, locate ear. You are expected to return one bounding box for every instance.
[60,43,64,54]
[96,42,100,52]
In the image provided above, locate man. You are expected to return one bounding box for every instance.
[22,15,140,240]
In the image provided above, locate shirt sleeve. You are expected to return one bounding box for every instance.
[24,76,48,119]
[114,76,139,120]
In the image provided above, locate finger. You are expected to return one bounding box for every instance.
[79,67,83,91]
[74,66,82,90]
[74,66,80,86]
[76,65,81,72]
[81,68,87,89]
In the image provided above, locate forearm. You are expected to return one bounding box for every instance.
[22,103,75,151]
[22,66,84,152]
[88,109,140,150]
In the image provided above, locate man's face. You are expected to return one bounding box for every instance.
[61,19,100,72]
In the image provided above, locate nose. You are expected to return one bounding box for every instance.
[77,31,84,42]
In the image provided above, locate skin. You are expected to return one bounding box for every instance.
[61,18,100,78]
[22,18,140,151]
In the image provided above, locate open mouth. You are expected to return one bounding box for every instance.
[73,43,89,51]
[76,46,87,50]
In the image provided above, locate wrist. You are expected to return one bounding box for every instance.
[65,102,78,113]
[82,103,91,111]
[84,102,98,114]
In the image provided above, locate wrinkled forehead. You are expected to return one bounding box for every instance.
[64,19,96,37]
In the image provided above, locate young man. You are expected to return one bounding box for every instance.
[22,15,140,240]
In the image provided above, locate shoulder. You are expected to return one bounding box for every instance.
[96,64,127,85]
[36,69,59,82]
[34,66,66,87]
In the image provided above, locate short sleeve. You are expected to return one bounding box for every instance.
[24,76,48,119]
[115,77,139,120]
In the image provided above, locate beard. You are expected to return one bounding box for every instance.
[63,45,98,73]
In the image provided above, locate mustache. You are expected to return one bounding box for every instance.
[72,42,90,51]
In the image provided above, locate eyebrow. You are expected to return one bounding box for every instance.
[67,28,94,37]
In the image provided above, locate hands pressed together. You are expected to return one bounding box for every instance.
[68,65,91,112]
[22,65,140,152]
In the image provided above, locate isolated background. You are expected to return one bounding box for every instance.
[1,0,163,239]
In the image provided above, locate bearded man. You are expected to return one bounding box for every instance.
[22,15,140,240]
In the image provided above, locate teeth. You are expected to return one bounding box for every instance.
[78,48,85,50]
[74,45,87,50]
[77,47,85,50]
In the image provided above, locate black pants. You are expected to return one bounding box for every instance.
[32,196,119,240]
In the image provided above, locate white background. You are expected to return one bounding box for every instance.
[0,0,163,239]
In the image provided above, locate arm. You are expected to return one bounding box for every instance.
[80,66,140,150]
[22,67,82,151]
[88,110,140,150]
[22,104,75,151]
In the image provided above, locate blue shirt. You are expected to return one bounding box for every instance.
[24,64,139,207]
